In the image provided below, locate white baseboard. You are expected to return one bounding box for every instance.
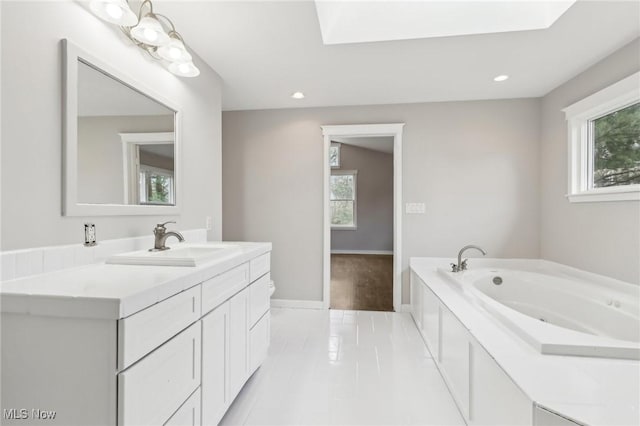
[270,299,325,309]
[331,250,393,255]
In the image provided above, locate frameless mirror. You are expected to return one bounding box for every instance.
[63,39,181,216]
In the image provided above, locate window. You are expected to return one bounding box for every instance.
[329,142,341,168]
[564,72,640,202]
[592,103,640,188]
[139,166,175,205]
[330,170,357,229]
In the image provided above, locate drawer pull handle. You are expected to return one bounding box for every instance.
[192,338,196,379]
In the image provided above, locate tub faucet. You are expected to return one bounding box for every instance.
[451,245,487,272]
[150,221,185,251]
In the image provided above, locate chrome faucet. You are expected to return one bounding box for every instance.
[150,221,185,251]
[451,245,487,272]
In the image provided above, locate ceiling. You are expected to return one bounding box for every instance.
[333,136,394,154]
[140,144,175,158]
[156,0,640,111]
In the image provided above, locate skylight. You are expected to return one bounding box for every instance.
[314,1,576,45]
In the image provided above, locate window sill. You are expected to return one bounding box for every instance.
[331,226,357,231]
[567,186,640,203]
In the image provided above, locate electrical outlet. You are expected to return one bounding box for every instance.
[205,216,213,231]
[84,223,97,246]
[406,203,426,214]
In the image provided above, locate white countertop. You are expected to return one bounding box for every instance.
[410,257,640,426]
[1,242,271,320]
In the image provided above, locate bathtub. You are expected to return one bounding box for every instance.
[438,263,640,360]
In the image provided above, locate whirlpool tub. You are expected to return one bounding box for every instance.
[438,264,640,360]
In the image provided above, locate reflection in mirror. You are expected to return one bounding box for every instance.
[76,60,176,206]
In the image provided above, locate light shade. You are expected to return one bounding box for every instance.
[90,0,138,26]
[157,37,192,63]
[168,61,200,78]
[130,15,170,46]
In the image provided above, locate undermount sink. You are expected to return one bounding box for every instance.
[106,243,240,267]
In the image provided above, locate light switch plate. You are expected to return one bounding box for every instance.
[205,216,213,231]
[406,203,426,214]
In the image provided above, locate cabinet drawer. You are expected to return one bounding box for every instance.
[118,286,201,370]
[249,311,270,376]
[249,252,270,282]
[164,388,201,426]
[202,263,248,315]
[118,322,201,426]
[249,273,270,328]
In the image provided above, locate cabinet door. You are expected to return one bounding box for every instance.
[229,287,249,401]
[249,312,270,376]
[201,302,230,426]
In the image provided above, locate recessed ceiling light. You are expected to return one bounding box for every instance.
[494,75,509,82]
[291,91,305,99]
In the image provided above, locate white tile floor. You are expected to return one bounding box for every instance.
[220,308,465,426]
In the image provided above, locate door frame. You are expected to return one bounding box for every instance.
[321,123,405,312]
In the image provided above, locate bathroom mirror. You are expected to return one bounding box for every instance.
[62,39,181,216]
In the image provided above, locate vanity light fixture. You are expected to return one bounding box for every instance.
[130,15,170,46]
[493,74,509,82]
[89,0,200,77]
[291,91,305,99]
[89,0,137,26]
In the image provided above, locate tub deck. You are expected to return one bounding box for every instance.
[410,257,640,426]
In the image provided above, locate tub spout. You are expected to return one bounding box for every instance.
[451,245,487,272]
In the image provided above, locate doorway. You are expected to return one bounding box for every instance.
[321,124,404,312]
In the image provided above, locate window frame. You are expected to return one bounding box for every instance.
[329,142,341,169]
[330,169,357,230]
[563,71,640,203]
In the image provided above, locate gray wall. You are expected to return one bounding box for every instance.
[1,1,223,249]
[77,115,174,205]
[540,38,640,285]
[331,144,393,252]
[223,99,541,303]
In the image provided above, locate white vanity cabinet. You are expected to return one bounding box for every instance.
[200,259,271,426]
[1,245,271,426]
